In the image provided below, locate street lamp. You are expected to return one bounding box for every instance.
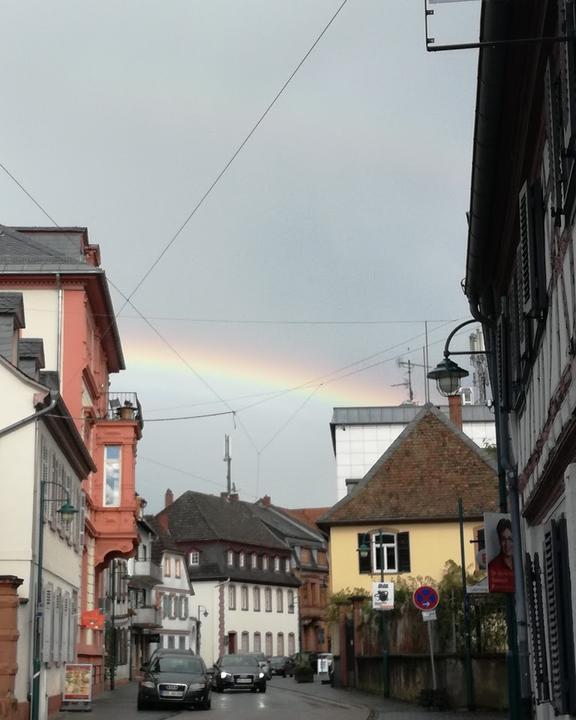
[31,480,78,720]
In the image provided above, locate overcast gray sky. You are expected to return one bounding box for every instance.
[0,0,481,512]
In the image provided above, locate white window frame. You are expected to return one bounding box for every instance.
[285,558,291,573]
[228,584,236,610]
[103,445,122,507]
[262,555,269,571]
[251,553,257,569]
[190,551,200,566]
[241,585,249,611]
[239,552,245,568]
[276,588,283,613]
[253,587,261,612]
[227,550,234,567]
[265,587,272,612]
[287,590,295,613]
[371,532,398,573]
[274,556,280,572]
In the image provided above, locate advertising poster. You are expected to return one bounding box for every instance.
[484,512,515,593]
[372,581,395,611]
[62,664,93,707]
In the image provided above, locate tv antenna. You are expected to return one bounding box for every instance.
[392,358,415,404]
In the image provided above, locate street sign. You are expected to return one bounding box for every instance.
[422,610,437,622]
[413,585,439,611]
[372,581,395,611]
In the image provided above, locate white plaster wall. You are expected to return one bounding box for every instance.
[192,581,220,666]
[14,288,59,370]
[155,552,196,649]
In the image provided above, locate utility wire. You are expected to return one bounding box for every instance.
[47,410,235,423]
[117,0,351,311]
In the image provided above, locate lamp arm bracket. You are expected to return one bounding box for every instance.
[41,480,72,503]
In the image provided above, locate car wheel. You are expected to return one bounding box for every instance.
[251,687,258,693]
[137,695,148,711]
[259,684,267,694]
[199,695,211,710]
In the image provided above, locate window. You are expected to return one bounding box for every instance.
[190,551,200,566]
[265,587,272,612]
[253,587,261,612]
[241,631,249,652]
[288,632,295,656]
[474,527,486,571]
[274,556,280,572]
[285,558,291,573]
[277,633,284,656]
[164,557,171,577]
[287,590,295,613]
[167,635,175,649]
[179,596,188,619]
[227,550,234,567]
[104,446,121,506]
[228,585,236,610]
[262,555,269,571]
[357,531,411,574]
[265,632,273,656]
[239,552,245,568]
[139,544,148,561]
[254,632,261,652]
[251,553,257,569]
[175,559,181,578]
[276,589,283,612]
[241,586,249,611]
[178,636,186,650]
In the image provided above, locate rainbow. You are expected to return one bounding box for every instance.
[119,327,406,409]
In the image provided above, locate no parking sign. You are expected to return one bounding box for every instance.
[412,585,439,611]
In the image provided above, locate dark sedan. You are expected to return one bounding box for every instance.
[137,652,212,710]
[269,656,291,677]
[212,654,267,693]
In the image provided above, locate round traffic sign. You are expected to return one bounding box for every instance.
[412,585,439,611]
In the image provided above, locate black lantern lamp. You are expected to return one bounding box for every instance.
[427,357,469,397]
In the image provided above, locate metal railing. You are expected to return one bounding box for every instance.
[104,392,143,426]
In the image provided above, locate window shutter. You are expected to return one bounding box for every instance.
[61,593,70,664]
[560,1,576,197]
[70,591,78,662]
[495,316,510,410]
[525,552,550,702]
[162,594,170,619]
[42,583,54,663]
[182,596,188,619]
[397,532,411,573]
[77,490,86,551]
[357,533,371,573]
[519,180,537,318]
[545,60,565,223]
[53,588,62,664]
[544,519,576,714]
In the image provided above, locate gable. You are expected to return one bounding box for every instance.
[322,405,498,524]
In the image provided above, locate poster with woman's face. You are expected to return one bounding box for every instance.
[484,512,515,593]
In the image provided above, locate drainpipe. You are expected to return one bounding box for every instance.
[56,273,62,389]
[0,391,58,439]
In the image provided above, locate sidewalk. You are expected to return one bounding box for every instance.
[268,676,508,720]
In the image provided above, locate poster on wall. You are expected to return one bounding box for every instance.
[372,581,395,611]
[484,512,515,593]
[62,663,93,710]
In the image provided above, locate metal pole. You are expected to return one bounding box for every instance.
[380,531,390,698]
[427,620,437,691]
[458,498,475,711]
[31,480,45,720]
[110,561,116,691]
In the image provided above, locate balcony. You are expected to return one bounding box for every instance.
[129,560,163,588]
[104,392,144,428]
[132,606,162,628]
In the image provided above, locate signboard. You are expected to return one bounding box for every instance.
[422,610,437,622]
[62,664,93,710]
[372,581,395,611]
[412,585,439,611]
[484,512,514,593]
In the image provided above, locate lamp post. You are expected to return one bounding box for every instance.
[358,531,389,697]
[31,480,78,720]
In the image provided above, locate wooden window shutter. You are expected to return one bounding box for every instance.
[357,533,371,573]
[519,180,537,318]
[560,0,576,210]
[544,518,576,714]
[397,532,411,573]
[525,552,550,701]
[42,583,54,663]
[545,60,565,222]
[53,588,62,664]
[495,315,510,410]
[70,591,78,662]
[61,593,70,664]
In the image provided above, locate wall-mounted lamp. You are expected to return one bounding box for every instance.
[427,319,488,397]
[198,604,209,619]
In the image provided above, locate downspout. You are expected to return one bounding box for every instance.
[56,272,62,390]
[0,391,59,439]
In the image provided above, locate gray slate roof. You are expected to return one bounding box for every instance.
[0,293,25,328]
[251,502,326,547]
[331,404,494,425]
[0,225,97,273]
[160,491,288,550]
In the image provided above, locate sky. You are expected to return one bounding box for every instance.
[0,0,482,513]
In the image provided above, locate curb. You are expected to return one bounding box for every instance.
[270,682,372,713]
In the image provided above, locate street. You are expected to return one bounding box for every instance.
[64,679,370,720]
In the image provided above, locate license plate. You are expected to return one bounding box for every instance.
[161,690,182,697]
[236,678,252,684]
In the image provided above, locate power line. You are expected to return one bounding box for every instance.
[116,0,351,311]
[47,410,235,423]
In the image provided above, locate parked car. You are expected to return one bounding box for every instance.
[247,652,272,680]
[212,654,267,693]
[137,651,212,711]
[269,656,291,677]
[141,647,195,672]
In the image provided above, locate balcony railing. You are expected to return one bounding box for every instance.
[104,392,144,427]
[132,606,162,628]
[129,560,163,587]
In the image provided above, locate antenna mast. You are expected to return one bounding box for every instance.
[224,435,232,495]
[393,359,415,404]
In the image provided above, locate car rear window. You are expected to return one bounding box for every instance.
[156,657,204,674]
[221,655,259,668]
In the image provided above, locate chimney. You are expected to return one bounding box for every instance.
[262,495,271,507]
[345,479,360,495]
[0,293,25,366]
[18,338,45,380]
[448,394,463,430]
[165,489,174,507]
[229,492,239,502]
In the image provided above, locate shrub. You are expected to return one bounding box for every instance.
[294,663,314,683]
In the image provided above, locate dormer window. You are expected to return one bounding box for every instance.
[239,552,245,568]
[285,558,291,573]
[227,550,234,567]
[262,555,268,571]
[251,553,257,569]
[190,551,200,566]
[274,556,280,572]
